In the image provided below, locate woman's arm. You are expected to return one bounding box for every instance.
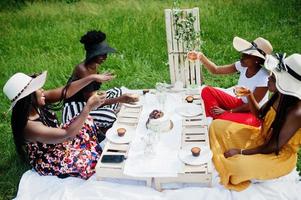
[225,103,301,157]
[213,87,268,116]
[231,87,267,114]
[44,74,113,103]
[197,52,238,74]
[23,93,106,144]
[102,93,139,106]
[245,88,264,117]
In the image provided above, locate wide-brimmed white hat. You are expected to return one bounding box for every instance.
[233,36,273,59]
[3,71,47,109]
[264,53,301,99]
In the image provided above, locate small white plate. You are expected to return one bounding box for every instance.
[178,145,212,166]
[106,125,135,144]
[175,103,202,117]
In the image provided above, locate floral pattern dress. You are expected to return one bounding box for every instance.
[26,109,102,179]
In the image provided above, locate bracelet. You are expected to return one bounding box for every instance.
[240,149,244,155]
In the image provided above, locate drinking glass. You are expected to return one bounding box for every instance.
[155,82,168,110]
[187,51,199,62]
[156,92,167,110]
[143,130,158,156]
[233,86,250,97]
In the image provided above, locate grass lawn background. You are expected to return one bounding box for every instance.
[0,0,300,199]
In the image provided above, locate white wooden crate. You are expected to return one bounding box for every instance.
[165,7,202,87]
[96,105,152,186]
[154,119,212,190]
[154,92,212,190]
[96,142,152,186]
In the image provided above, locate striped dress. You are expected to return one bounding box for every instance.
[62,78,122,129]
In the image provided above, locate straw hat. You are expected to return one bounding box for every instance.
[265,53,301,99]
[233,36,273,59]
[3,71,47,109]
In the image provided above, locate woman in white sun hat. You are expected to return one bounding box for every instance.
[188,36,273,127]
[3,71,110,179]
[209,53,301,191]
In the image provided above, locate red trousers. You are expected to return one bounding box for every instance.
[201,86,261,127]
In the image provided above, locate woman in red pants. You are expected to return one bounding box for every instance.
[189,36,273,127]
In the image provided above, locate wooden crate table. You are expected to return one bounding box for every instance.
[96,91,212,191]
[153,91,212,190]
[95,105,152,187]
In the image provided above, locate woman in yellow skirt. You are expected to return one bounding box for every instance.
[210,53,301,191]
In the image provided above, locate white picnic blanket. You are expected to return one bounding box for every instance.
[14,168,301,200]
[14,87,301,199]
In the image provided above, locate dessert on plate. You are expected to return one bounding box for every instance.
[146,109,172,132]
[185,95,194,103]
[191,147,201,157]
[117,128,126,137]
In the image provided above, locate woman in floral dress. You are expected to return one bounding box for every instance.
[3,71,113,179]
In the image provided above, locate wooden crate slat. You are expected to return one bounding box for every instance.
[105,143,129,151]
[183,127,207,134]
[165,9,176,84]
[172,16,180,84]
[183,134,206,140]
[183,120,207,126]
[182,164,208,173]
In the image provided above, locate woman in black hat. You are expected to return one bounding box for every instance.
[63,30,138,135]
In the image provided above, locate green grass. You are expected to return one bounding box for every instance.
[0,0,300,199]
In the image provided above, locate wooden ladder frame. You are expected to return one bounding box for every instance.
[165,7,202,88]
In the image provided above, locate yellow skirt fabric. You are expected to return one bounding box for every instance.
[209,107,301,191]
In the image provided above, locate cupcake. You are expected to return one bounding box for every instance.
[143,89,150,95]
[117,128,126,137]
[185,96,194,103]
[191,147,201,157]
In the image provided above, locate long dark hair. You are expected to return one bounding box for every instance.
[11,91,61,161]
[11,93,35,161]
[259,92,300,154]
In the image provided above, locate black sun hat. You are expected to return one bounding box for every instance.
[85,41,116,63]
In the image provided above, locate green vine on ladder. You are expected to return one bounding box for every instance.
[172,0,201,51]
